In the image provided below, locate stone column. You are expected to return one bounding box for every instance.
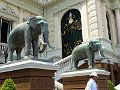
[19,8,23,23]
[115,8,120,44]
[0,18,2,42]
[53,12,61,48]
[87,0,99,40]
[101,0,108,39]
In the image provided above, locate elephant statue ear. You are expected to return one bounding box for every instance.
[89,41,93,48]
[27,17,36,26]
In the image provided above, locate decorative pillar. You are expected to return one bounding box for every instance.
[87,0,99,40]
[19,8,23,23]
[53,12,61,48]
[0,18,2,42]
[101,0,108,39]
[115,8,120,44]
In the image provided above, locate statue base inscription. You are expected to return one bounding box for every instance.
[0,60,58,90]
[61,69,110,90]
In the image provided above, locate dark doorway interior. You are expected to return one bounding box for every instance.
[1,20,9,43]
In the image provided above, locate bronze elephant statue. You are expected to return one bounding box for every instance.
[8,16,54,62]
[71,40,106,70]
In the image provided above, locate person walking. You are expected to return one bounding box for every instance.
[85,71,98,90]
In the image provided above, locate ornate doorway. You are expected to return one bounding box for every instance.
[0,18,12,43]
[61,9,83,58]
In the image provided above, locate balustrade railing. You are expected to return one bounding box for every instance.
[54,55,87,81]
[0,43,8,54]
[54,55,72,81]
[0,43,8,63]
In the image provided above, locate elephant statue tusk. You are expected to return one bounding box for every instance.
[98,50,109,59]
[38,39,47,53]
[39,39,47,45]
[99,50,105,58]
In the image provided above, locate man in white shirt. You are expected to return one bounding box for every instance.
[86,71,98,90]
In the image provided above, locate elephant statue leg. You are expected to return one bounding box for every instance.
[87,51,95,68]
[16,49,22,60]
[16,53,21,60]
[71,53,79,70]
[75,60,79,69]
[24,43,31,59]
[8,50,14,63]
[32,38,39,59]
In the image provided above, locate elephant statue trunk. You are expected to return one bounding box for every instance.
[39,23,54,53]
[98,48,106,59]
[39,23,48,53]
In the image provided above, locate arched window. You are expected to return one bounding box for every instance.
[61,9,83,58]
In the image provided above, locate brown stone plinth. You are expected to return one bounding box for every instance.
[61,69,110,90]
[0,60,58,90]
[0,68,56,90]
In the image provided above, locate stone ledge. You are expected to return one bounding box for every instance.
[61,69,110,78]
[0,60,59,73]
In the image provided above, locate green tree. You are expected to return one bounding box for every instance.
[107,80,116,90]
[1,78,16,90]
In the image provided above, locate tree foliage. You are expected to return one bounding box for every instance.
[1,78,16,90]
[107,80,116,90]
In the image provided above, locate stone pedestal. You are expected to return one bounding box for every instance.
[61,69,110,90]
[0,60,58,90]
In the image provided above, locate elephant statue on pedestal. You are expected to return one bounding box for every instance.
[8,16,54,63]
[71,40,106,70]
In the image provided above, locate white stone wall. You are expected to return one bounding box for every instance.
[44,0,120,64]
[0,0,43,26]
[45,0,88,60]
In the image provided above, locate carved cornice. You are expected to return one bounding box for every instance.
[110,0,120,10]
[0,5,16,16]
[4,0,43,15]
[101,0,107,3]
[0,5,18,21]
[44,0,84,7]
[44,0,58,7]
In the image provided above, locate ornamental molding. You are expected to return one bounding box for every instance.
[4,0,43,15]
[110,0,120,10]
[52,0,85,16]
[0,5,16,16]
[43,0,84,8]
